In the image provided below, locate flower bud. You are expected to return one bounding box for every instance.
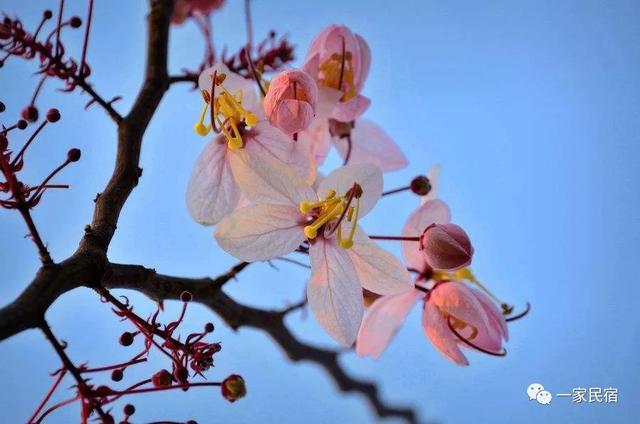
[119,331,134,346]
[67,148,81,162]
[43,10,53,19]
[21,105,38,122]
[0,101,5,113]
[221,374,246,402]
[123,404,135,416]
[46,108,60,123]
[111,369,124,382]
[263,69,317,135]
[180,291,193,302]
[69,16,82,28]
[410,175,431,196]
[174,366,189,383]
[204,322,215,333]
[420,223,473,271]
[152,369,173,388]
[17,119,27,130]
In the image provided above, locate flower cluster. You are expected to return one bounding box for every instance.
[187,24,528,357]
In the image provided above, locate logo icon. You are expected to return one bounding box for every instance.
[527,383,552,405]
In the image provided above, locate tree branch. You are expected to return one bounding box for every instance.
[0,0,174,341]
[104,263,419,424]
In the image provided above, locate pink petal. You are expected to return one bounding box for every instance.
[348,228,412,295]
[330,94,371,123]
[333,119,407,171]
[270,99,315,135]
[318,163,382,217]
[354,34,371,92]
[402,200,451,270]
[422,164,441,204]
[356,289,423,358]
[468,288,509,342]
[423,302,469,366]
[214,204,306,262]
[428,282,490,332]
[298,118,332,167]
[186,138,239,225]
[307,238,364,346]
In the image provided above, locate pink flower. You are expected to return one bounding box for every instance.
[172,0,225,24]
[357,281,508,365]
[303,25,371,123]
[402,199,451,273]
[263,69,318,135]
[186,64,315,225]
[214,162,412,345]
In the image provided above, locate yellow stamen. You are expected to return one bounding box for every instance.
[194,102,211,136]
[299,187,361,249]
[193,73,258,148]
[304,202,344,239]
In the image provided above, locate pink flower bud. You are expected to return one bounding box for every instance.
[152,369,173,388]
[420,223,473,271]
[263,69,317,135]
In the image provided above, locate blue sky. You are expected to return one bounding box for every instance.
[1,0,639,423]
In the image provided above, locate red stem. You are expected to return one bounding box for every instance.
[28,369,67,424]
[54,0,65,57]
[369,235,420,242]
[382,185,411,196]
[78,0,94,78]
[12,121,48,166]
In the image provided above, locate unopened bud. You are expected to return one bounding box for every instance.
[67,148,81,162]
[420,223,473,271]
[69,16,82,28]
[151,369,173,388]
[410,175,431,196]
[180,291,193,302]
[111,369,124,382]
[221,374,246,403]
[119,331,134,346]
[17,119,27,130]
[263,69,317,135]
[204,322,215,333]
[123,404,135,416]
[21,105,38,122]
[43,10,53,19]
[46,108,60,122]
[0,101,5,113]
[174,366,189,383]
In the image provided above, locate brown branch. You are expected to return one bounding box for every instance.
[0,0,174,341]
[104,263,418,424]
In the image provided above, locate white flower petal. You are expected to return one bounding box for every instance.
[348,228,412,295]
[422,164,441,204]
[229,138,317,208]
[333,119,407,172]
[307,238,364,346]
[198,63,259,114]
[186,138,239,225]
[215,204,306,262]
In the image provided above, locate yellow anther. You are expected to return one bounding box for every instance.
[340,239,353,249]
[303,202,343,240]
[194,102,211,136]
